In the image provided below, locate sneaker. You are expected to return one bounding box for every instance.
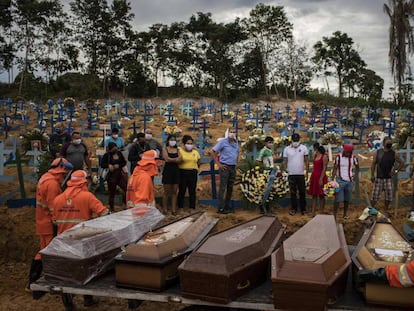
[289,210,297,216]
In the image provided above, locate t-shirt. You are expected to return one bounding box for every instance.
[257,146,274,168]
[178,148,200,170]
[212,138,239,165]
[61,143,88,171]
[283,144,309,175]
[335,154,359,181]
[104,136,124,148]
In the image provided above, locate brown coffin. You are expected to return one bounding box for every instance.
[115,211,218,291]
[351,221,414,308]
[271,215,351,311]
[178,215,285,304]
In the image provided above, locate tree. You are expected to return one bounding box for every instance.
[0,0,14,85]
[384,0,414,105]
[244,3,293,96]
[313,31,366,97]
[13,0,59,95]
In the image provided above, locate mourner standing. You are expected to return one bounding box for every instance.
[282,133,309,216]
[370,137,403,210]
[61,131,92,177]
[210,128,239,214]
[128,132,150,173]
[332,144,359,219]
[101,142,128,212]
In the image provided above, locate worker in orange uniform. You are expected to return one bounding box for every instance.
[52,170,109,309]
[28,157,73,297]
[126,150,161,208]
[358,260,414,288]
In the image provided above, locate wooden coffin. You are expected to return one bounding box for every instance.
[178,215,285,304]
[351,221,414,308]
[115,211,218,291]
[271,215,351,311]
[41,207,164,285]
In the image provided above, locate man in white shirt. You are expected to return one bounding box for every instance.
[332,144,359,219]
[282,133,309,215]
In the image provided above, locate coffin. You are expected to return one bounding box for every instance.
[271,215,351,311]
[114,211,218,291]
[351,221,414,308]
[179,215,285,304]
[40,207,164,285]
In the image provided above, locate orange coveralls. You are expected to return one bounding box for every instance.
[126,165,155,207]
[53,184,108,235]
[386,260,414,288]
[35,172,63,259]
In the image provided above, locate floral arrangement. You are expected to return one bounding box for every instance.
[252,127,264,136]
[21,128,49,153]
[245,120,256,131]
[395,123,414,148]
[323,180,340,198]
[64,97,76,106]
[241,134,266,152]
[164,125,182,136]
[93,137,104,148]
[342,131,355,138]
[274,136,290,148]
[272,121,286,131]
[367,130,387,150]
[240,166,289,204]
[321,131,343,145]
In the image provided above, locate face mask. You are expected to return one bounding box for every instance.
[386,143,392,149]
[112,134,118,139]
[73,139,81,145]
[169,141,177,147]
[145,134,152,140]
[228,133,236,139]
[292,142,300,148]
[185,144,193,151]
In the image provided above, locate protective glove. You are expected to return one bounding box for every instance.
[357,268,388,284]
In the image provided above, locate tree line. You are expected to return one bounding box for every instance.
[0,0,409,104]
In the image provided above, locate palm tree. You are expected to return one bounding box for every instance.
[384,0,414,105]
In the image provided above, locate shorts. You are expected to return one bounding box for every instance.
[335,178,354,203]
[372,178,393,202]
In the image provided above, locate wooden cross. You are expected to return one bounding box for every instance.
[0,138,16,181]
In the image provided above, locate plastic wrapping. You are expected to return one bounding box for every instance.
[41,207,164,285]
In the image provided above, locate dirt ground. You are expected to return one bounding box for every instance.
[0,98,413,311]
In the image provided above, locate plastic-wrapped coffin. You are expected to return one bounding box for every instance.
[271,215,351,311]
[115,211,218,291]
[179,215,285,304]
[352,221,414,308]
[41,206,164,285]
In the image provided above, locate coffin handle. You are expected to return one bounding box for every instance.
[165,273,179,281]
[237,279,250,290]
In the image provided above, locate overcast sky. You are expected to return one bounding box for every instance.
[4,0,400,99]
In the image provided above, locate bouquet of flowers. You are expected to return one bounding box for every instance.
[64,97,76,106]
[274,136,290,149]
[272,121,286,131]
[240,166,289,204]
[321,131,343,146]
[367,130,387,150]
[245,119,255,131]
[164,125,182,136]
[342,131,354,138]
[395,123,414,148]
[323,180,340,198]
[241,134,266,152]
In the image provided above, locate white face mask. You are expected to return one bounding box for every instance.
[169,141,177,147]
[292,142,300,148]
[112,134,118,138]
[145,133,152,140]
[185,144,193,151]
[73,139,82,145]
[228,133,236,139]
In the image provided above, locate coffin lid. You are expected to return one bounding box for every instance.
[272,215,350,284]
[117,211,218,264]
[352,221,414,270]
[179,215,285,274]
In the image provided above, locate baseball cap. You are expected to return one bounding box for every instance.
[292,133,300,142]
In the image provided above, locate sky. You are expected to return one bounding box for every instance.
[3,0,399,99]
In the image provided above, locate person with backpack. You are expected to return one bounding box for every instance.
[332,144,359,219]
[370,137,403,210]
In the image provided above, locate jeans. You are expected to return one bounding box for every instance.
[218,165,236,210]
[288,175,306,212]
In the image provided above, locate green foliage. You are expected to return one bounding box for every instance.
[21,128,49,153]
